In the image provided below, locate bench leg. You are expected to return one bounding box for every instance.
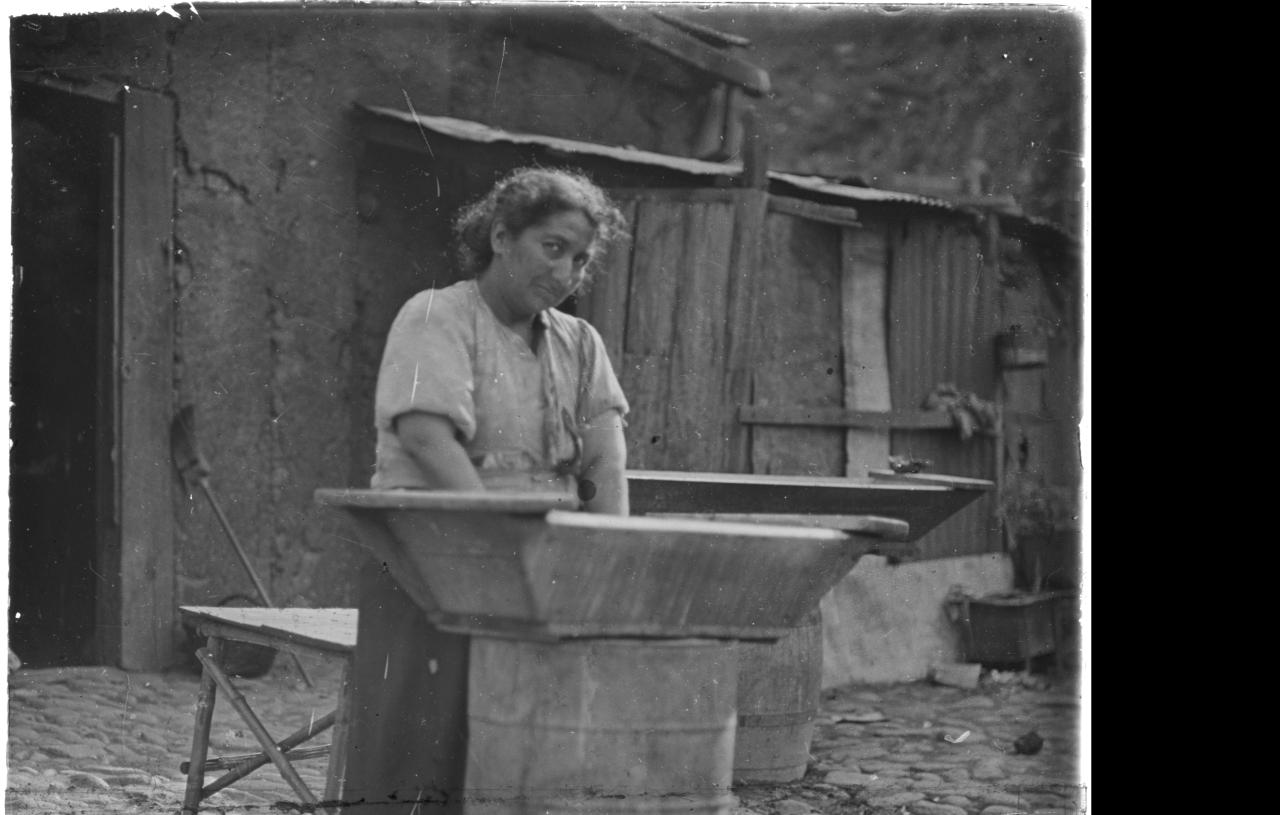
[194,647,327,812]
[181,637,223,815]
[202,712,336,797]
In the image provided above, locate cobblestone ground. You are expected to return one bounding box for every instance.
[732,671,1086,815]
[6,655,342,814]
[6,657,1085,814]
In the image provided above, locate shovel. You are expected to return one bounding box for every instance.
[171,406,314,688]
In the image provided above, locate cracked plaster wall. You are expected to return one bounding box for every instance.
[13,8,705,616]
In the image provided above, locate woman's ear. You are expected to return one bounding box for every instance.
[489,221,509,255]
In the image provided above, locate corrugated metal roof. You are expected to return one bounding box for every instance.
[356,105,1072,241]
[358,104,743,178]
[767,171,958,210]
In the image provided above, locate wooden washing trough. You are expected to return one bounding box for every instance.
[315,488,893,642]
[628,469,992,542]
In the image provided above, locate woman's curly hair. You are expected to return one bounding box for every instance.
[453,167,628,282]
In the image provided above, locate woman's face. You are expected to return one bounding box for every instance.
[488,209,597,321]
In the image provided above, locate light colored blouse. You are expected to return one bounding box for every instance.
[372,279,628,489]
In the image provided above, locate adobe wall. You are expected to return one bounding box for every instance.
[11,8,705,614]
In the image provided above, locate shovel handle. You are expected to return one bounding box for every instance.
[199,481,315,689]
[201,481,276,608]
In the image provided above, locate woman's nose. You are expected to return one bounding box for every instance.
[551,259,580,285]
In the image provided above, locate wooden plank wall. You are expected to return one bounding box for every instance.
[749,212,846,476]
[886,214,1000,557]
[578,197,639,369]
[613,192,737,472]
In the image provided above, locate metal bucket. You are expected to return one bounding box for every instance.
[464,637,739,814]
[733,607,822,783]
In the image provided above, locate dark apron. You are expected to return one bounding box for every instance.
[339,559,470,814]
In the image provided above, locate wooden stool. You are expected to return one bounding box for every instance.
[178,606,357,814]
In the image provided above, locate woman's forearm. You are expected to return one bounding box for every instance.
[578,412,629,516]
[394,412,485,491]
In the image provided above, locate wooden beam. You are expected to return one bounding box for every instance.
[739,405,955,430]
[513,11,707,96]
[591,10,771,96]
[768,195,860,228]
[652,11,753,48]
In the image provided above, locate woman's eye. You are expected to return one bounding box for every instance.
[573,253,591,269]
[542,241,564,256]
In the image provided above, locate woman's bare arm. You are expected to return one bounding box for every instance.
[394,412,485,491]
[577,411,629,516]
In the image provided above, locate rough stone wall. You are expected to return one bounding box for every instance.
[12,7,706,612]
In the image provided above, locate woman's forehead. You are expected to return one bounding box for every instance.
[532,210,595,241]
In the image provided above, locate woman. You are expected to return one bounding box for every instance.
[340,168,630,813]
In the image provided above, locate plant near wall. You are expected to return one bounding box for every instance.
[999,474,1079,592]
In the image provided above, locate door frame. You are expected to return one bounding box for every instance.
[12,77,176,670]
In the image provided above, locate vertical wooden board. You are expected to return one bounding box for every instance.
[578,196,638,370]
[663,201,735,472]
[749,213,845,477]
[96,130,124,665]
[841,225,891,477]
[721,190,768,473]
[624,198,683,355]
[887,215,1002,557]
[620,199,682,472]
[620,352,671,470]
[117,88,176,670]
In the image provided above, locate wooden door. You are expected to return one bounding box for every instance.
[10,79,176,670]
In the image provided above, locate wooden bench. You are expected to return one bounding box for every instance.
[178,606,357,815]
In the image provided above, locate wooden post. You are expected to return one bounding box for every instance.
[841,227,892,477]
[721,107,770,472]
[722,189,768,473]
[114,86,176,670]
[739,107,770,190]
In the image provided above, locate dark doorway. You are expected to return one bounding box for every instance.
[9,88,112,667]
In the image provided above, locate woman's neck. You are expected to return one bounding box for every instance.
[475,274,537,346]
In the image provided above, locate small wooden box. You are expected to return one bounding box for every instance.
[952,591,1070,666]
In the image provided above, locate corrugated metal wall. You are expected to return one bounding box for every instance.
[579,190,1043,561]
[886,214,1001,557]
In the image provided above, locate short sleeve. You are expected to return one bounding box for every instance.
[375,288,478,441]
[576,319,630,428]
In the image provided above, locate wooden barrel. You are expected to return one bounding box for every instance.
[465,637,738,814]
[733,607,823,783]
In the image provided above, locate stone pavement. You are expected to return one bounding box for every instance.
[5,653,1086,815]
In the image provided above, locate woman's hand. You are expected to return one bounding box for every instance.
[577,411,629,516]
[394,412,485,491]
